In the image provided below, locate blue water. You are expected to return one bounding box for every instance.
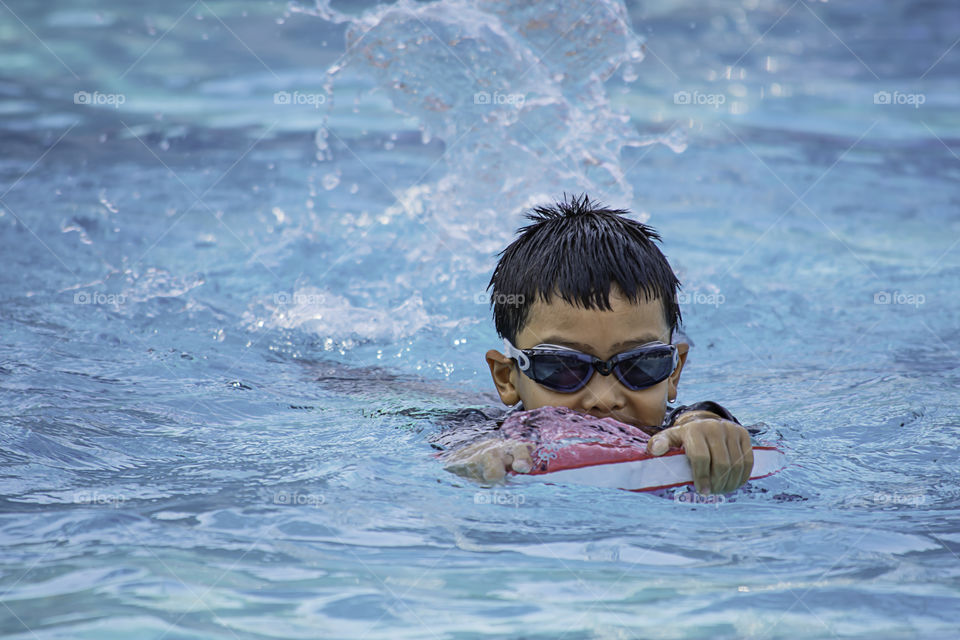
[2,1,959,638]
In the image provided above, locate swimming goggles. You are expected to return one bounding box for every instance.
[502,337,679,393]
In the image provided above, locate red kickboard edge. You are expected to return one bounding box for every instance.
[508,445,785,492]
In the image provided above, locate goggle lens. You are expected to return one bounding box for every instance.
[528,354,594,392]
[613,345,676,390]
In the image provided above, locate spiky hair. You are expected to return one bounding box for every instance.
[488,193,682,342]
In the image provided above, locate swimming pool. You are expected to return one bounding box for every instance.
[1,0,959,637]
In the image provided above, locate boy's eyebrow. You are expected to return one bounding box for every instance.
[537,335,667,352]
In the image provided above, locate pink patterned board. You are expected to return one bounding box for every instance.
[502,406,786,492]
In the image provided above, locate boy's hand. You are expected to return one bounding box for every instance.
[441,438,534,484]
[647,411,753,495]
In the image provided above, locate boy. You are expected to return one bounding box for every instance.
[437,194,753,495]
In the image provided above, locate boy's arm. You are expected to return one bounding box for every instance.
[439,436,533,483]
[647,402,753,495]
[433,404,532,483]
[662,400,741,430]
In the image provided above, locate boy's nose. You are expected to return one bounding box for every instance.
[579,373,626,416]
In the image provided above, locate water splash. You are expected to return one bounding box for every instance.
[259,285,442,342]
[273,0,691,345]
[298,0,684,225]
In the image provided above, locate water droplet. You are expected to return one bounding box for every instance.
[322,172,341,190]
[98,191,119,213]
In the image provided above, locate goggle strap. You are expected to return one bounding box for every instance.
[502,337,530,371]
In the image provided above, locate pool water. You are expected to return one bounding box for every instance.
[1,0,959,638]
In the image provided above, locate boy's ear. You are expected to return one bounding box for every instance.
[486,349,520,406]
[667,342,690,402]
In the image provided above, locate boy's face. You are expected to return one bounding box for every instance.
[486,286,689,429]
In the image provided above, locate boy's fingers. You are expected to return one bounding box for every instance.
[680,430,711,494]
[447,460,480,481]
[704,427,734,494]
[736,429,754,489]
[505,442,533,473]
[724,430,748,494]
[440,439,535,484]
[719,427,751,493]
[442,439,501,483]
[481,450,506,483]
[648,424,717,493]
[647,426,684,456]
[442,438,487,464]
[481,440,535,482]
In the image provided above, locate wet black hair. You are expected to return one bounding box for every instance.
[488,193,682,343]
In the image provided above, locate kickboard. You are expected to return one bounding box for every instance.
[502,405,786,492]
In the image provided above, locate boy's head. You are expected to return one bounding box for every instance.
[485,193,689,429]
